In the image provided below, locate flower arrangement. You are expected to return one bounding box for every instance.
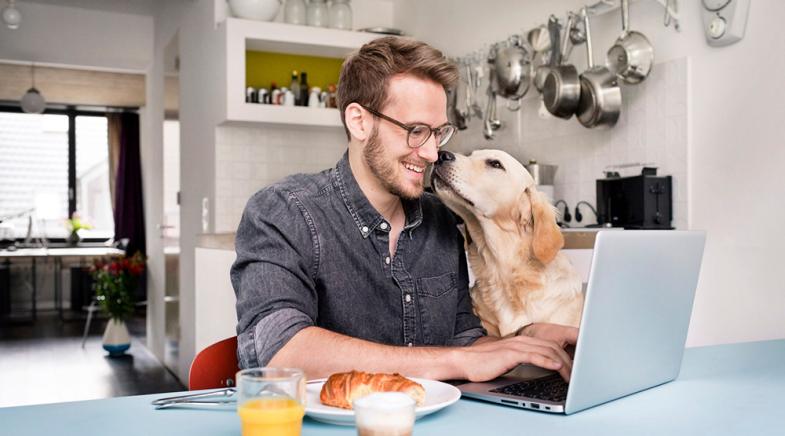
[91,252,145,321]
[65,212,92,245]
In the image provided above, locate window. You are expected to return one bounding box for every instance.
[0,107,115,241]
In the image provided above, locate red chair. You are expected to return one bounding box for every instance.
[189,336,239,390]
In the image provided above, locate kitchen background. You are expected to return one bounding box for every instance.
[1,0,783,385]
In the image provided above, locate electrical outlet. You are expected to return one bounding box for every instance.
[701,0,750,47]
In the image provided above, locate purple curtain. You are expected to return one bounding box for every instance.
[112,112,146,256]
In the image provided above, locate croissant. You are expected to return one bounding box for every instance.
[319,371,425,410]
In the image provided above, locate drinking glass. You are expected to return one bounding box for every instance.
[236,368,306,436]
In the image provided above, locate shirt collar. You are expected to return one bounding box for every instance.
[333,151,424,238]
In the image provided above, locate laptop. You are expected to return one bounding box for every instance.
[456,230,706,415]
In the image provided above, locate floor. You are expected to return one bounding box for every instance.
[0,311,185,408]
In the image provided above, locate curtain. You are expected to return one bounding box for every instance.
[112,112,146,256]
[107,114,122,209]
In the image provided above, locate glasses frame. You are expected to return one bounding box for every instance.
[359,104,456,149]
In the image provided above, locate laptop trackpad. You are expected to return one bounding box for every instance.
[504,364,556,381]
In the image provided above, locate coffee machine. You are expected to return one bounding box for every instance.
[596,167,673,229]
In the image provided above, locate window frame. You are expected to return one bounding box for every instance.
[0,103,122,242]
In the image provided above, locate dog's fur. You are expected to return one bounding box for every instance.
[432,149,584,337]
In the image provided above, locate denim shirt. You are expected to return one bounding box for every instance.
[232,152,485,368]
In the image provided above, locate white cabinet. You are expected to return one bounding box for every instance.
[222,18,377,127]
[194,247,237,353]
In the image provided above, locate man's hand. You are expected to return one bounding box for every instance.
[454,335,573,383]
[519,323,579,349]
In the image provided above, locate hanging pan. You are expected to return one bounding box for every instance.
[542,12,580,119]
[607,0,654,84]
[577,7,621,129]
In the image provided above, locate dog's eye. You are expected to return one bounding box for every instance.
[486,159,505,170]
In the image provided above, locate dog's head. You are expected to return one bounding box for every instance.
[431,149,563,264]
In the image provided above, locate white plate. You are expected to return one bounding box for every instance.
[305,377,461,426]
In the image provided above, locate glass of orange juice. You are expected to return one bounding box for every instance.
[236,368,306,436]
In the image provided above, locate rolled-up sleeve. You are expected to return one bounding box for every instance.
[231,188,319,368]
[447,239,486,346]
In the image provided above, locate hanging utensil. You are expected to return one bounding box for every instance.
[607,0,654,84]
[543,12,581,119]
[577,7,621,129]
[490,35,532,109]
[483,81,500,139]
[447,84,467,130]
[569,15,587,46]
[527,25,551,53]
[534,15,562,92]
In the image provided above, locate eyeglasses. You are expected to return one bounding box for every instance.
[360,104,456,149]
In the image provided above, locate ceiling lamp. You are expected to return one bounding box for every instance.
[2,0,21,30]
[21,63,46,114]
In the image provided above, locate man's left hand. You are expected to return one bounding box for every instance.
[519,323,579,349]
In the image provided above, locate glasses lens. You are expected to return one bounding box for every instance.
[408,125,432,148]
[436,125,456,147]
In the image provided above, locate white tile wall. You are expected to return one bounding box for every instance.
[214,125,348,232]
[447,58,688,229]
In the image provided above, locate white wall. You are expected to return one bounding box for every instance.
[394,0,785,347]
[0,1,153,72]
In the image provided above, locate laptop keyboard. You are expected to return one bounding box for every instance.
[490,373,569,402]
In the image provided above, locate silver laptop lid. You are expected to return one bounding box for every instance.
[565,230,706,414]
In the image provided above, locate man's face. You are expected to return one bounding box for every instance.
[363,75,447,200]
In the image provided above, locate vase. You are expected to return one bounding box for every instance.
[67,231,80,247]
[283,0,306,25]
[102,318,131,356]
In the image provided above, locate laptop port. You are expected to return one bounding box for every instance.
[500,399,518,406]
[530,403,540,409]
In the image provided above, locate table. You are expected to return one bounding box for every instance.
[1,339,783,435]
[0,247,125,320]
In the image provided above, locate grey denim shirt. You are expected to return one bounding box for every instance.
[232,152,485,368]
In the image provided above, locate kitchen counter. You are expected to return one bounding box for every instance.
[196,233,235,251]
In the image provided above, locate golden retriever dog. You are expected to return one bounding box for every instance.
[431,149,584,338]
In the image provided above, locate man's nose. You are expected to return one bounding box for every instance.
[435,150,455,165]
[418,136,440,164]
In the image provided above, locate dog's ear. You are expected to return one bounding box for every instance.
[527,187,564,264]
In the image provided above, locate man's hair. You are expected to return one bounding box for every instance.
[337,36,459,140]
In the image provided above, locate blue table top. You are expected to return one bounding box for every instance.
[2,339,784,436]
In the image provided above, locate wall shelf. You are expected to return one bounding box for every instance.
[222,18,377,127]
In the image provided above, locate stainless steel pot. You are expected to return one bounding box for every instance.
[607,0,654,84]
[577,7,621,129]
[543,12,580,119]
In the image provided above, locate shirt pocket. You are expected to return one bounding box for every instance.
[416,272,458,345]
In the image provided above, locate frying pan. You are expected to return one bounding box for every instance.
[607,0,654,84]
[577,7,621,129]
[534,16,561,93]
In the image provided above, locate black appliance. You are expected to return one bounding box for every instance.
[596,168,673,229]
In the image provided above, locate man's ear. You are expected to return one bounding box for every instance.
[345,102,371,142]
[527,187,564,265]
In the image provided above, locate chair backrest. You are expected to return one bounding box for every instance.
[188,336,238,390]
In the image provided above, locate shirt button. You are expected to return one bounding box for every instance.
[407,342,413,347]
[361,226,369,233]
[380,222,388,230]
[385,256,390,265]
[405,294,411,303]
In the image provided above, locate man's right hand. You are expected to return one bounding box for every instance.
[454,335,573,383]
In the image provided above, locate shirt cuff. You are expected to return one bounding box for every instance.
[447,326,487,346]
[237,308,314,368]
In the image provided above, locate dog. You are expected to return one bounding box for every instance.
[431,149,584,338]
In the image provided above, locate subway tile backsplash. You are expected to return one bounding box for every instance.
[214,125,347,232]
[215,58,688,232]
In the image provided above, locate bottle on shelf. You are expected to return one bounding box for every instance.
[284,0,306,25]
[299,72,309,106]
[329,0,353,30]
[289,70,301,106]
[306,0,328,27]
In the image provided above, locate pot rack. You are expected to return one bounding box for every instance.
[584,0,680,31]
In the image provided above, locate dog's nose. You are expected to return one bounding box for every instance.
[436,150,455,165]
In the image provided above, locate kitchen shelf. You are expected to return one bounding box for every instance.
[222,18,377,127]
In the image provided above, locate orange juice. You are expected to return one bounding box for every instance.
[238,397,305,436]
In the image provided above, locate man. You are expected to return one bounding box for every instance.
[232,37,577,382]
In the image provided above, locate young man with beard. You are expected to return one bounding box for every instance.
[232,37,577,382]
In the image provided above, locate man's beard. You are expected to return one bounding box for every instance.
[363,125,424,200]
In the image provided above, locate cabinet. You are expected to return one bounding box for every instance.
[222,18,377,127]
